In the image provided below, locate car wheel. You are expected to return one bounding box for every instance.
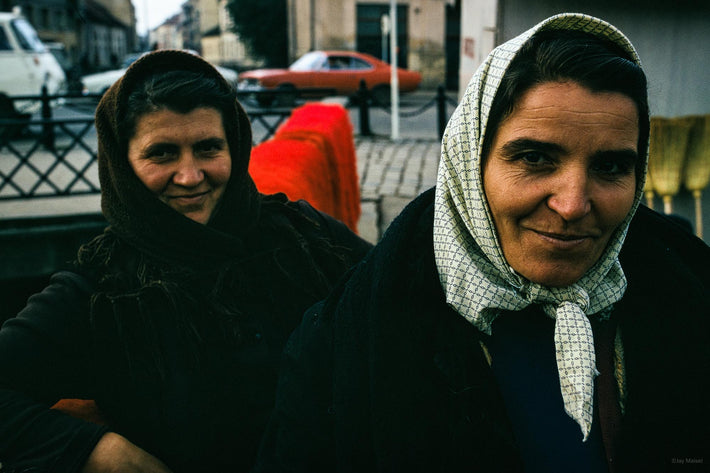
[276,84,297,107]
[370,85,391,106]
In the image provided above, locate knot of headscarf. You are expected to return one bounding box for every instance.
[433,13,645,441]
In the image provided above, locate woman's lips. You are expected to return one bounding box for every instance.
[166,190,210,205]
[533,229,594,249]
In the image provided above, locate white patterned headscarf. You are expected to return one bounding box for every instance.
[433,13,647,441]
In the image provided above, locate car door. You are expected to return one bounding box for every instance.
[317,55,373,95]
[0,19,36,97]
[0,15,65,111]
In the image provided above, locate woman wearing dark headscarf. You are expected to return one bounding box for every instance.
[254,14,709,473]
[0,50,371,472]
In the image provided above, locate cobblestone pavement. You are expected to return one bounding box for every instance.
[355,136,441,244]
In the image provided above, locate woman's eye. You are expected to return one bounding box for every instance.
[198,145,220,154]
[147,149,176,163]
[593,157,634,178]
[195,140,226,157]
[518,152,551,166]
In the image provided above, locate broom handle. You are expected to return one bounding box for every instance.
[662,195,673,214]
[645,191,654,210]
[693,190,703,239]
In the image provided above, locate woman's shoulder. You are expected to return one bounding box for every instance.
[4,270,94,337]
[372,187,437,257]
[621,205,709,292]
[623,206,708,267]
[337,188,440,302]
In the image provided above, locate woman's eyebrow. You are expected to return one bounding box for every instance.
[499,138,565,156]
[591,148,638,162]
[194,137,228,148]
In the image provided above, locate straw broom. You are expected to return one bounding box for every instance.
[648,117,692,214]
[682,114,710,238]
[643,166,655,210]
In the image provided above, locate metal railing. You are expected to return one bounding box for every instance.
[0,117,100,199]
[0,85,458,201]
[0,88,303,201]
[353,81,459,139]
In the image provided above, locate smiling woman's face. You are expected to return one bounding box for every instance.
[127,106,232,224]
[483,81,639,287]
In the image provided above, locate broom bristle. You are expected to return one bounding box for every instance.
[643,167,655,209]
[648,116,692,200]
[683,115,710,192]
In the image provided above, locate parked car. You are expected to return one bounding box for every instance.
[0,10,67,116]
[80,51,239,97]
[238,50,422,105]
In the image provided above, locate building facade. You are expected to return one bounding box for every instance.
[202,0,259,70]
[81,0,133,71]
[151,12,183,50]
[1,0,135,74]
[287,0,460,89]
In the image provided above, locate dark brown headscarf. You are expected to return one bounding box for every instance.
[77,50,363,374]
[93,49,261,269]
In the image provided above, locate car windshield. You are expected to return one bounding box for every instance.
[10,18,45,53]
[289,51,327,71]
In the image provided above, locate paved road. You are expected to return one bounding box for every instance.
[355,136,440,243]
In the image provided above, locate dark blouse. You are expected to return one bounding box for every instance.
[487,308,609,473]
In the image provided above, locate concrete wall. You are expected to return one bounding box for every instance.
[458,0,497,97]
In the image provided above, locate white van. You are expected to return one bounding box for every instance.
[0,10,66,115]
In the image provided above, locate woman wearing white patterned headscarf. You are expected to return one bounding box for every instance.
[255,13,709,473]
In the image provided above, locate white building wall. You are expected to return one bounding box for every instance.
[458,0,497,98]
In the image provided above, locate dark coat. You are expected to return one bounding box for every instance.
[0,49,375,473]
[0,201,372,473]
[254,188,709,473]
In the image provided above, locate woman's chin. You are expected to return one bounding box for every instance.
[519,264,588,288]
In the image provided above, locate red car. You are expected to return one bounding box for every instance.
[238,50,421,105]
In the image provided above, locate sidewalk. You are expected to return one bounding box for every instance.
[354,136,441,244]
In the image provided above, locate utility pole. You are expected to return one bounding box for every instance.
[380,13,389,62]
[389,0,399,140]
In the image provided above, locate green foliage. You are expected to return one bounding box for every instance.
[226,0,289,67]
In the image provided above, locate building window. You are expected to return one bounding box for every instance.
[40,8,50,29]
[23,5,34,25]
[356,3,408,68]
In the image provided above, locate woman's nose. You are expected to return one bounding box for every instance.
[546,170,592,221]
[172,155,203,187]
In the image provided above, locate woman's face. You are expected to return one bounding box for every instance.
[127,106,232,224]
[483,81,639,287]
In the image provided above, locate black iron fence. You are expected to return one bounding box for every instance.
[0,85,458,201]
[0,87,296,201]
[354,81,459,139]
